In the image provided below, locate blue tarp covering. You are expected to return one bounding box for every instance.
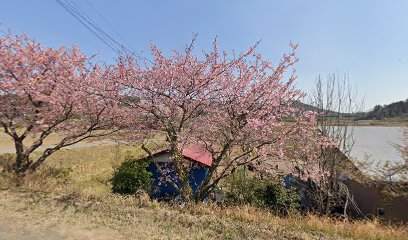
[147,163,209,200]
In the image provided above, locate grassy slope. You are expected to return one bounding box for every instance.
[0,145,407,240]
[0,130,104,149]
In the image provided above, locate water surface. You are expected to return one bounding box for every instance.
[350,126,404,164]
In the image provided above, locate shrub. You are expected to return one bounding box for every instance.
[224,168,299,214]
[111,154,153,195]
[223,168,265,206]
[262,181,300,215]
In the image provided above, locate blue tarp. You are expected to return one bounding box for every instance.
[147,163,209,200]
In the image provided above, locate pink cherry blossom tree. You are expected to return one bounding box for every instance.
[0,35,121,174]
[115,38,333,201]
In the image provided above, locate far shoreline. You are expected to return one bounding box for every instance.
[320,119,408,127]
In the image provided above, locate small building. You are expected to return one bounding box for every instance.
[345,179,408,223]
[145,144,212,200]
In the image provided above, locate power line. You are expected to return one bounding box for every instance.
[65,0,132,53]
[85,0,133,52]
[80,0,154,64]
[56,0,121,54]
[56,0,118,53]
[56,0,153,64]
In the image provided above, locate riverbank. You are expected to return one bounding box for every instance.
[320,119,408,127]
[0,145,407,239]
[353,119,408,127]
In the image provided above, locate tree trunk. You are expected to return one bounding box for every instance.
[29,148,56,172]
[14,139,29,174]
[169,141,193,203]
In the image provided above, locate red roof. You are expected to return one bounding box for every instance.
[150,143,212,167]
[181,144,212,167]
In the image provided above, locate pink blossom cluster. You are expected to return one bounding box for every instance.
[0,34,123,172]
[111,38,336,190]
[0,33,336,185]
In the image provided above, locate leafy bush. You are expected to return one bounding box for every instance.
[224,168,299,214]
[223,168,265,206]
[111,154,153,195]
[262,181,300,215]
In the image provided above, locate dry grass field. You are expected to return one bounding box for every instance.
[0,141,407,239]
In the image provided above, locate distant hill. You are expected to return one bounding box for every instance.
[295,101,345,117]
[360,99,408,120]
[296,99,408,121]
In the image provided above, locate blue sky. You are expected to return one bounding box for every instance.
[1,0,407,110]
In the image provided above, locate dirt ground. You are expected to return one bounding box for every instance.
[0,208,122,240]
[0,189,329,240]
[0,188,124,240]
[0,218,120,240]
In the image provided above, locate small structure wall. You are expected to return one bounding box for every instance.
[346,179,408,223]
[146,152,209,200]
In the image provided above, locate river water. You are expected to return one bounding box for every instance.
[349,126,404,164]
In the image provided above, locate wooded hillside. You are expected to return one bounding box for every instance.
[362,99,408,119]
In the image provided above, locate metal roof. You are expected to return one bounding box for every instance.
[150,144,212,167]
[181,144,212,167]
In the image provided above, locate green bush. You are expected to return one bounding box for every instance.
[224,168,299,214]
[262,181,299,215]
[223,168,265,206]
[111,154,153,195]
